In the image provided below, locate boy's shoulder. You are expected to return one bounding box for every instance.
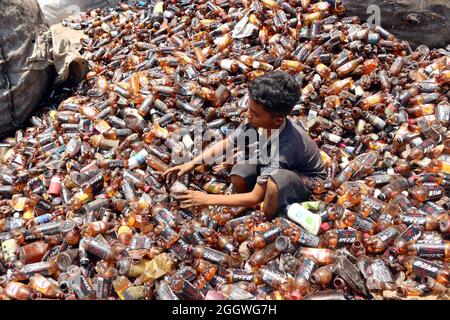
[282,118,309,140]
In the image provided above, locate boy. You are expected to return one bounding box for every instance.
[164,71,326,220]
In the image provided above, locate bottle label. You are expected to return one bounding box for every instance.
[176,266,197,283]
[87,239,110,259]
[295,258,316,280]
[28,178,46,194]
[223,243,235,255]
[176,209,195,223]
[353,216,374,233]
[94,120,111,134]
[155,209,177,227]
[262,227,282,244]
[159,226,179,245]
[337,229,358,244]
[6,283,19,297]
[298,231,320,247]
[34,214,52,225]
[92,221,107,232]
[43,246,61,262]
[174,279,202,300]
[415,244,446,259]
[419,202,445,215]
[108,160,125,169]
[34,276,50,289]
[399,225,422,242]
[23,230,36,242]
[88,174,104,191]
[122,286,145,300]
[427,188,443,200]
[190,232,205,246]
[220,59,234,72]
[379,214,393,223]
[0,260,6,274]
[374,174,391,185]
[411,259,440,279]
[2,239,18,261]
[230,270,254,282]
[5,217,23,231]
[261,268,287,286]
[94,277,112,299]
[23,262,53,277]
[130,236,153,250]
[201,248,226,265]
[401,215,426,226]
[169,238,190,260]
[368,209,381,222]
[377,227,399,243]
[396,195,413,212]
[131,149,149,166]
[71,275,94,299]
[157,283,179,300]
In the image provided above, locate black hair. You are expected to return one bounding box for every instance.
[248,71,300,116]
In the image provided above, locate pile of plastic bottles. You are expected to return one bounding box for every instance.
[0,0,448,300]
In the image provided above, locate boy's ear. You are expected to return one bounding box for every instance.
[274,115,285,126]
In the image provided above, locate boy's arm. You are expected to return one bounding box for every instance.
[179,183,267,208]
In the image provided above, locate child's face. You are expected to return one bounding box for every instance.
[246,98,285,129]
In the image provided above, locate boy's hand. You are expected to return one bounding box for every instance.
[163,161,196,184]
[178,190,210,208]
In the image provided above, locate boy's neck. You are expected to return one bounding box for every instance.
[260,118,287,138]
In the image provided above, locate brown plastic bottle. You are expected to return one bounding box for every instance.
[18,241,53,264]
[293,257,317,295]
[341,210,376,234]
[409,185,444,202]
[404,256,449,285]
[323,229,363,249]
[310,265,334,289]
[295,248,337,266]
[29,274,65,299]
[248,226,283,251]
[407,242,450,262]
[192,259,217,281]
[247,242,282,268]
[62,225,81,249]
[188,245,229,267]
[421,276,448,295]
[81,221,115,237]
[393,224,423,254]
[258,267,293,290]
[408,138,437,160]
[364,225,406,253]
[378,177,414,201]
[336,57,364,78]
[4,282,41,300]
[394,214,440,231]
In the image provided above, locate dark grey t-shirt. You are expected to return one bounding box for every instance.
[227,118,326,183]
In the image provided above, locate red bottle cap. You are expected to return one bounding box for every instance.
[320,222,331,232]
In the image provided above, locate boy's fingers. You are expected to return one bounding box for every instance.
[177,194,190,200]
